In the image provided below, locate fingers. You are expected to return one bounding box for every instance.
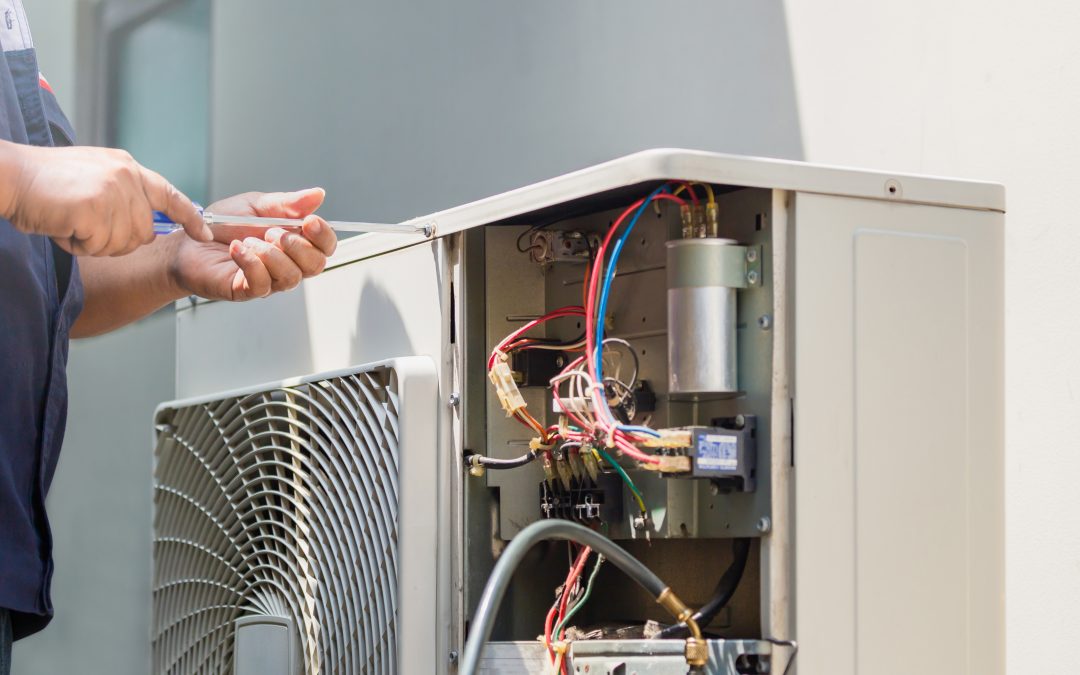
[230,236,304,298]
[251,187,326,219]
[138,164,212,242]
[261,217,336,278]
[301,215,337,257]
[228,240,272,299]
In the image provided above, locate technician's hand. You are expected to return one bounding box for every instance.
[169,188,338,301]
[0,141,211,255]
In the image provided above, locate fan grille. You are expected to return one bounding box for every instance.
[153,368,404,675]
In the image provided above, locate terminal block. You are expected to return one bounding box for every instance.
[539,472,623,524]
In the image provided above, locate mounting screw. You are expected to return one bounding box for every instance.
[448,392,460,407]
[758,314,772,330]
[884,179,902,198]
[756,516,772,534]
[709,483,720,496]
[746,247,759,263]
[448,650,458,664]
[747,270,760,285]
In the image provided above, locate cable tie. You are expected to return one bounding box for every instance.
[529,437,557,452]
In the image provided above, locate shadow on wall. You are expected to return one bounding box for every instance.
[349,282,417,368]
[209,0,804,223]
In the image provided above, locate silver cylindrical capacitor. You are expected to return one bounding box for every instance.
[666,238,740,396]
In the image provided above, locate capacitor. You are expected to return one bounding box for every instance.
[666,238,740,396]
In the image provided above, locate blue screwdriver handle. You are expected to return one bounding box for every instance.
[152,203,205,236]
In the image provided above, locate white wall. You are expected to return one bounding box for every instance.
[783,1,1080,671]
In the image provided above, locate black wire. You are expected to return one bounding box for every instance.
[468,451,537,470]
[654,538,751,639]
[510,332,587,349]
[516,223,546,253]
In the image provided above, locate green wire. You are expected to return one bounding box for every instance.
[554,554,605,638]
[595,447,647,516]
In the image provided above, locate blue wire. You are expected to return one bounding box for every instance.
[618,425,661,438]
[594,185,669,383]
[592,185,671,430]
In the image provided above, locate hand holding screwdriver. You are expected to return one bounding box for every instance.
[0,141,211,255]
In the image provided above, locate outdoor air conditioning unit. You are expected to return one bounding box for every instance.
[152,150,1004,675]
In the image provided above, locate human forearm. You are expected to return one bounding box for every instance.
[0,140,208,253]
[71,234,187,338]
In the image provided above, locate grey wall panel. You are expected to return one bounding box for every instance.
[208,0,803,222]
[15,310,176,675]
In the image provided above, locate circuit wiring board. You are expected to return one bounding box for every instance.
[480,185,775,542]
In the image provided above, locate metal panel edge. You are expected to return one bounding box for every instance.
[324,148,1004,270]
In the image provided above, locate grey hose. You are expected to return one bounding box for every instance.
[459,520,667,675]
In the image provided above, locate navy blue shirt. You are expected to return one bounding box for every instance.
[0,21,85,639]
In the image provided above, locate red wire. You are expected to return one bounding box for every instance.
[555,547,592,636]
[681,181,700,204]
[578,190,686,467]
[585,192,684,381]
[543,601,560,661]
[545,545,589,664]
[489,306,586,370]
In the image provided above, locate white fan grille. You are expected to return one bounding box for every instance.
[152,368,404,675]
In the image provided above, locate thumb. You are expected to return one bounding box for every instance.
[252,187,326,219]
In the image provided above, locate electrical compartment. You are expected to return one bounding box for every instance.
[462,181,778,668]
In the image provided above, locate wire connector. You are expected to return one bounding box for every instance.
[679,203,694,239]
[489,354,528,417]
[639,455,692,474]
[466,454,486,477]
[706,202,720,238]
[642,428,693,449]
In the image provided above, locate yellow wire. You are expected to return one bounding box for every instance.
[550,645,566,675]
[672,181,716,204]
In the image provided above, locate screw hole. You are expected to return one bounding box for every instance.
[641,316,646,323]
[888,185,897,194]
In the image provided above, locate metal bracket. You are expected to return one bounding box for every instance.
[668,243,764,290]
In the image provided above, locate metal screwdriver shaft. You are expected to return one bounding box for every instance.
[152,208,434,237]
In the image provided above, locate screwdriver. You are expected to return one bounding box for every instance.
[152,206,435,237]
